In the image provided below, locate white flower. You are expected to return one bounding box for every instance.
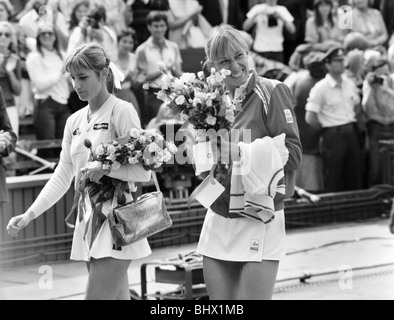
[225,109,235,123]
[157,91,169,102]
[148,142,159,153]
[95,145,105,156]
[197,71,205,80]
[166,141,178,154]
[128,157,139,165]
[142,83,150,90]
[107,153,116,162]
[139,136,147,144]
[126,143,135,151]
[111,161,121,170]
[175,95,186,105]
[206,114,217,126]
[220,69,231,78]
[163,149,172,162]
[180,72,196,84]
[194,91,207,102]
[107,145,116,154]
[173,78,185,91]
[206,99,213,107]
[130,128,141,139]
[211,67,216,74]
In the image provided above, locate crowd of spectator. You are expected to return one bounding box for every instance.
[2,0,394,194]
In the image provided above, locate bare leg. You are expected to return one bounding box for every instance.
[85,257,132,300]
[202,256,242,300]
[239,260,279,300]
[115,272,132,300]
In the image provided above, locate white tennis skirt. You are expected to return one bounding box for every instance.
[197,209,286,262]
[70,197,152,262]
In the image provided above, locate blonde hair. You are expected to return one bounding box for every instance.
[205,25,249,64]
[0,21,17,53]
[65,43,115,93]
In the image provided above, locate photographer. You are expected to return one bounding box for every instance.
[243,0,296,63]
[67,4,117,60]
[362,57,394,186]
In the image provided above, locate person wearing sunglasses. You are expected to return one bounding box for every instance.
[0,21,22,138]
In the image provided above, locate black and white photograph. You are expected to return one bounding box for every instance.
[0,0,393,303]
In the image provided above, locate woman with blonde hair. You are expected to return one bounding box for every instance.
[194,25,302,300]
[7,43,152,300]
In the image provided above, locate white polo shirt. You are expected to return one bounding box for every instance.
[306,73,360,128]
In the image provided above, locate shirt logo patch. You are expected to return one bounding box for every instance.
[93,123,109,130]
[250,240,260,252]
[284,109,294,124]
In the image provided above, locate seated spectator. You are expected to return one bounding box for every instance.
[0,22,22,137]
[305,0,346,52]
[26,23,70,158]
[343,0,388,48]
[135,11,183,128]
[243,0,296,63]
[67,4,117,60]
[362,56,394,186]
[112,28,142,120]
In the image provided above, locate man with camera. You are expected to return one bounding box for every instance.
[243,0,296,63]
[362,57,394,186]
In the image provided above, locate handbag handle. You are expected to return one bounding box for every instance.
[152,171,161,192]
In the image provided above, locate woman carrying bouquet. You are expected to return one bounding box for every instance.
[195,25,302,300]
[7,43,152,300]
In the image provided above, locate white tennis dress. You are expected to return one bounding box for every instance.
[28,95,152,261]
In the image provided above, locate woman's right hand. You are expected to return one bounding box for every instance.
[7,211,35,238]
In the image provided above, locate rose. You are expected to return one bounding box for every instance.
[180,72,196,84]
[107,145,116,154]
[175,95,186,105]
[130,128,141,139]
[95,145,105,156]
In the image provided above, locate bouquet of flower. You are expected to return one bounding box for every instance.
[84,128,178,174]
[144,62,245,132]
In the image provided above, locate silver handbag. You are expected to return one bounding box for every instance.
[108,172,172,247]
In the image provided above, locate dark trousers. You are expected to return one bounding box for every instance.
[321,125,363,192]
[367,121,394,187]
[142,90,162,128]
[34,97,71,158]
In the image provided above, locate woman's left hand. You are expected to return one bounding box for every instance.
[81,161,110,183]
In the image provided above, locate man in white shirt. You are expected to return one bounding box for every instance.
[306,47,363,192]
